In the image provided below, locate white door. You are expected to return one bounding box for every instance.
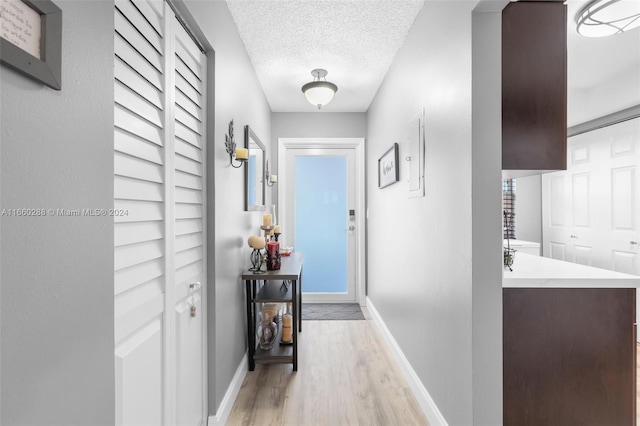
[542,118,640,337]
[543,118,640,272]
[543,141,596,266]
[279,139,365,303]
[605,120,640,275]
[114,1,207,424]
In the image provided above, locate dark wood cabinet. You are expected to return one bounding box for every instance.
[503,288,636,425]
[502,1,567,171]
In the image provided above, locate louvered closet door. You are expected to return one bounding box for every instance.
[172,20,207,426]
[114,1,207,425]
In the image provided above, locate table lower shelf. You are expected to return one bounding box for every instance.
[245,273,301,371]
[253,324,295,365]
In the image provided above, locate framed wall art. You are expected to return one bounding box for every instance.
[378,142,399,189]
[0,0,62,90]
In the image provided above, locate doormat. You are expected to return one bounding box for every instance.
[302,303,365,320]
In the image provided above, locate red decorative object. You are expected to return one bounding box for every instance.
[266,241,281,270]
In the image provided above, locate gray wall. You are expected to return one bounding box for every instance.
[367,2,474,424]
[0,1,115,425]
[471,5,506,424]
[366,1,503,424]
[514,175,542,244]
[270,112,367,170]
[270,112,367,207]
[271,112,367,141]
[182,0,273,415]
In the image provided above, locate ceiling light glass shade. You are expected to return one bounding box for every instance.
[576,0,640,37]
[301,69,338,109]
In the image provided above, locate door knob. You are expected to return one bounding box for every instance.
[631,241,638,245]
[570,235,577,239]
[189,282,201,317]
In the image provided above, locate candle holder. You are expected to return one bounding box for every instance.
[224,119,247,168]
[260,225,274,243]
[249,248,265,273]
[273,232,280,242]
[265,160,277,187]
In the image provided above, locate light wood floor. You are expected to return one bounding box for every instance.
[226,308,430,426]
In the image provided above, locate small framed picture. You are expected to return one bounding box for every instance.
[0,0,62,90]
[378,143,399,188]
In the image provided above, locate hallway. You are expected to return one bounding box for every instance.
[227,310,429,425]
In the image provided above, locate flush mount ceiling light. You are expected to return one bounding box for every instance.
[576,0,640,37]
[301,69,338,109]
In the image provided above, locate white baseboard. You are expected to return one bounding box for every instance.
[366,297,448,426]
[207,352,247,426]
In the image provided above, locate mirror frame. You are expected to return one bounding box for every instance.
[244,125,266,211]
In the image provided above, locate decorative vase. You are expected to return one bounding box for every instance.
[256,311,278,350]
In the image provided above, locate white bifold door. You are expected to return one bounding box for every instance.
[114,1,207,424]
[542,117,639,273]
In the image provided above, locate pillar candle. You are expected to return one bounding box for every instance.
[282,314,292,327]
[235,148,248,160]
[270,175,278,183]
[262,213,272,227]
[282,314,292,342]
[266,241,280,270]
[274,225,281,234]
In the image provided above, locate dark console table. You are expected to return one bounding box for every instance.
[242,252,303,371]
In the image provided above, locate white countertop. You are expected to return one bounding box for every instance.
[503,253,640,288]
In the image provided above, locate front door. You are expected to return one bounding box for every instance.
[280,140,363,303]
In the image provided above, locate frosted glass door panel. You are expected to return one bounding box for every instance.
[295,156,347,293]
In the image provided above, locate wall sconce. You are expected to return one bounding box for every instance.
[265,160,277,187]
[224,119,248,168]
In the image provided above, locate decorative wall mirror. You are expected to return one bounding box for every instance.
[245,125,266,211]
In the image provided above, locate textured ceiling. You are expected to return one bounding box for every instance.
[226,0,425,112]
[226,0,639,117]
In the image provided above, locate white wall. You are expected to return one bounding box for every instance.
[568,63,640,127]
[366,1,504,424]
[181,0,273,415]
[514,175,542,244]
[0,1,115,424]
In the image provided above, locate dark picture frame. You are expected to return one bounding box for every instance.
[0,0,62,90]
[378,143,399,188]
